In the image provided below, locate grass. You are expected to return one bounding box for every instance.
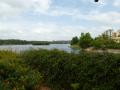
[70,44,80,49]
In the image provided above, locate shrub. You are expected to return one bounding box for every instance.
[0,51,42,90]
[0,50,17,59]
[22,49,120,90]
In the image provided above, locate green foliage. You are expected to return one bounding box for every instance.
[79,33,93,49]
[71,32,120,49]
[106,43,120,49]
[30,41,50,45]
[0,39,70,45]
[0,51,17,59]
[0,51,42,90]
[22,49,120,90]
[92,34,120,49]
[50,40,70,44]
[0,39,50,45]
[71,83,80,90]
[0,49,119,90]
[0,39,28,45]
[71,36,79,45]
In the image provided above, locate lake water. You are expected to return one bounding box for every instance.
[0,44,80,53]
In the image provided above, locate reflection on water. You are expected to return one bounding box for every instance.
[0,44,80,53]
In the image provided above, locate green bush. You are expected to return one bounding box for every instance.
[22,49,120,90]
[79,33,93,49]
[0,51,17,59]
[0,50,119,90]
[0,51,42,90]
[71,36,79,45]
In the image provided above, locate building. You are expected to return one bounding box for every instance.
[103,29,113,38]
[112,30,120,43]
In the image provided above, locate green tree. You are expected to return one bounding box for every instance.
[92,34,116,49]
[79,33,93,49]
[71,36,79,45]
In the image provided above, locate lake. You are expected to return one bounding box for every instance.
[0,44,80,53]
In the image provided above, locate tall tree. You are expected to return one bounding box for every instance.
[79,33,93,49]
[71,36,79,45]
[92,34,116,49]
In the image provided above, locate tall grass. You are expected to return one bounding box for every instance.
[0,50,17,59]
[0,50,42,90]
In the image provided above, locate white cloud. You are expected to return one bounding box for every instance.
[33,0,52,13]
[53,8,120,25]
[34,5,120,26]
[0,0,120,40]
[113,0,120,7]
[83,11,120,25]
[0,20,110,40]
[0,0,52,16]
[47,7,80,16]
[66,10,120,25]
[0,1,21,16]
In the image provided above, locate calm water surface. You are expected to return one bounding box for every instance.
[0,44,80,53]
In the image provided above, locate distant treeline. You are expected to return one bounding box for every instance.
[0,39,70,45]
[51,40,70,44]
[0,39,50,45]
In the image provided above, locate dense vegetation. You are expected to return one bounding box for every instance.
[0,39,50,45]
[71,32,120,49]
[22,49,120,90]
[51,40,70,44]
[0,39,70,45]
[0,51,42,90]
[92,34,120,49]
[71,36,79,45]
[0,49,119,90]
[79,33,93,49]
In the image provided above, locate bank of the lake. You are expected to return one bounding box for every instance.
[85,47,120,54]
[71,45,120,54]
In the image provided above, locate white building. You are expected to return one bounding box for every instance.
[112,30,120,43]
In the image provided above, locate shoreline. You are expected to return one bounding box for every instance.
[71,45,120,54]
[85,48,120,54]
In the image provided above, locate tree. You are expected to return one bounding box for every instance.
[71,36,79,45]
[92,34,116,49]
[92,37,105,49]
[79,33,93,49]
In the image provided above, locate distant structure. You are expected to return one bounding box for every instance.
[103,29,113,39]
[103,29,120,43]
[112,30,120,43]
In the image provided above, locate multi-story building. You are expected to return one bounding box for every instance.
[112,30,120,43]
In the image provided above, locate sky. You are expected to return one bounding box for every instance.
[0,0,120,41]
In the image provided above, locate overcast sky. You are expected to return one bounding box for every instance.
[0,0,120,41]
